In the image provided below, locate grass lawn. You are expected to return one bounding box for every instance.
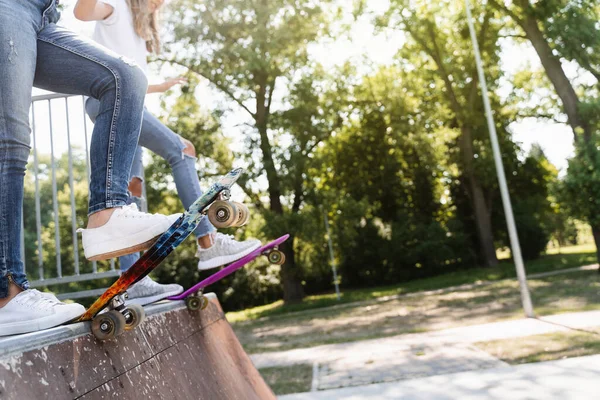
[228,245,597,323]
[230,245,600,354]
[476,329,600,364]
[259,364,313,396]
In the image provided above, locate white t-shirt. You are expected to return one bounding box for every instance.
[93,0,148,73]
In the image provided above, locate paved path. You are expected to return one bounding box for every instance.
[314,342,507,391]
[254,310,600,395]
[279,354,600,400]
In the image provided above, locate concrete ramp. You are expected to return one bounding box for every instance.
[0,294,275,400]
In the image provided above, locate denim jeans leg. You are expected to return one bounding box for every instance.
[129,146,145,187]
[0,0,45,297]
[137,111,215,238]
[34,24,148,215]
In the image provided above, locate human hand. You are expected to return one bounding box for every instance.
[158,76,188,92]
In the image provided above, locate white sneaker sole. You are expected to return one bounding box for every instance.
[197,242,261,271]
[0,305,85,337]
[125,287,184,307]
[86,235,160,261]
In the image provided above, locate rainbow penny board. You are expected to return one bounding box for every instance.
[77,168,244,329]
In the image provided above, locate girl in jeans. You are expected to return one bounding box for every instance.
[76,0,261,305]
[0,0,181,336]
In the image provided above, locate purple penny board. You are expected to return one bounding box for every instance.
[167,234,289,300]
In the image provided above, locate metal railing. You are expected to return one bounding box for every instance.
[26,93,120,299]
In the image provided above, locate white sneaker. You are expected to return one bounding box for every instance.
[79,204,181,261]
[125,276,183,306]
[196,233,261,270]
[0,290,85,336]
[39,291,60,302]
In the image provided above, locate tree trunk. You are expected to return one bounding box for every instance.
[592,227,600,274]
[460,127,499,267]
[517,10,591,141]
[255,80,283,214]
[468,174,499,266]
[279,234,304,303]
[255,79,305,303]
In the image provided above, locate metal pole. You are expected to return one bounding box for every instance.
[65,99,80,275]
[20,212,25,270]
[323,208,341,301]
[465,0,534,317]
[32,103,45,280]
[48,100,62,278]
[82,97,98,274]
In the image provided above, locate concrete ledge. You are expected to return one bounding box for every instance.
[0,293,275,400]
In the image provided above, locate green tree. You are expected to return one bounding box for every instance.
[488,0,600,264]
[311,63,475,286]
[162,0,336,303]
[493,144,556,260]
[383,0,510,266]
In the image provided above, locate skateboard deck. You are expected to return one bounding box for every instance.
[167,234,289,309]
[78,168,244,337]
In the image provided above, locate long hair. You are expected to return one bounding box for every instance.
[126,0,161,54]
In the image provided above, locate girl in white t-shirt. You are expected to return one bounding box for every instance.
[75,0,261,305]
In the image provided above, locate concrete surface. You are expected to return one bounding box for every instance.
[280,354,600,400]
[258,310,600,396]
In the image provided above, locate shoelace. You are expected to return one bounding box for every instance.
[214,233,235,244]
[135,276,158,288]
[215,233,243,250]
[120,203,161,219]
[19,290,62,310]
[196,233,234,255]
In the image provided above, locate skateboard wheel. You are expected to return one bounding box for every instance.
[267,250,286,265]
[208,200,238,228]
[201,296,210,310]
[232,202,250,227]
[124,304,145,331]
[186,296,202,311]
[91,310,126,341]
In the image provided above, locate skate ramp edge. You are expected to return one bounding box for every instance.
[0,293,275,400]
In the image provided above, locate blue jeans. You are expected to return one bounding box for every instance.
[0,0,148,297]
[86,102,216,271]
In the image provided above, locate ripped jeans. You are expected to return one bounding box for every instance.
[0,0,147,297]
[86,101,215,272]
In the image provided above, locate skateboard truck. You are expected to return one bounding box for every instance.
[219,189,231,201]
[90,293,145,341]
[185,289,210,311]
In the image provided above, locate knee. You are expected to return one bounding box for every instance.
[181,138,196,157]
[118,60,148,98]
[128,177,143,198]
[0,140,29,176]
[130,63,148,93]
[85,98,100,123]
[101,58,148,101]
